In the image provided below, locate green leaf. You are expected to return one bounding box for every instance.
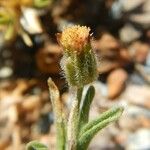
[79,85,95,128]
[34,0,51,8]
[0,12,11,24]
[78,107,124,150]
[26,141,48,150]
[4,23,14,40]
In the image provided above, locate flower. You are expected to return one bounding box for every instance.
[57,25,97,87]
[57,25,90,55]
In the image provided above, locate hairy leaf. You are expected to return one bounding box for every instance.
[79,85,95,128]
[48,78,66,150]
[26,141,48,150]
[78,107,124,150]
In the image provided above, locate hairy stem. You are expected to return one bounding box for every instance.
[67,87,83,150]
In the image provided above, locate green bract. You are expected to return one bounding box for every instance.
[57,25,97,87]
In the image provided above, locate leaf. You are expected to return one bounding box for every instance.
[26,141,48,150]
[78,107,124,150]
[0,12,11,24]
[4,23,14,40]
[79,85,95,128]
[48,78,66,150]
[34,0,51,8]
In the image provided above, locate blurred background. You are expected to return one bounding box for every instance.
[0,0,150,149]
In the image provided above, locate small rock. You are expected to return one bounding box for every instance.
[96,33,120,55]
[0,66,13,78]
[107,68,128,99]
[120,24,141,43]
[21,96,41,111]
[129,41,150,64]
[124,85,150,108]
[126,129,150,150]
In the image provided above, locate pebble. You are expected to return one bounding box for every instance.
[107,68,128,99]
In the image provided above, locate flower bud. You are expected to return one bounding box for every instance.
[57,25,97,87]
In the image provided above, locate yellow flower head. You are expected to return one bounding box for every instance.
[57,25,90,54]
[57,25,97,87]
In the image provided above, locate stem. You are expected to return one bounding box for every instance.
[67,87,83,150]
